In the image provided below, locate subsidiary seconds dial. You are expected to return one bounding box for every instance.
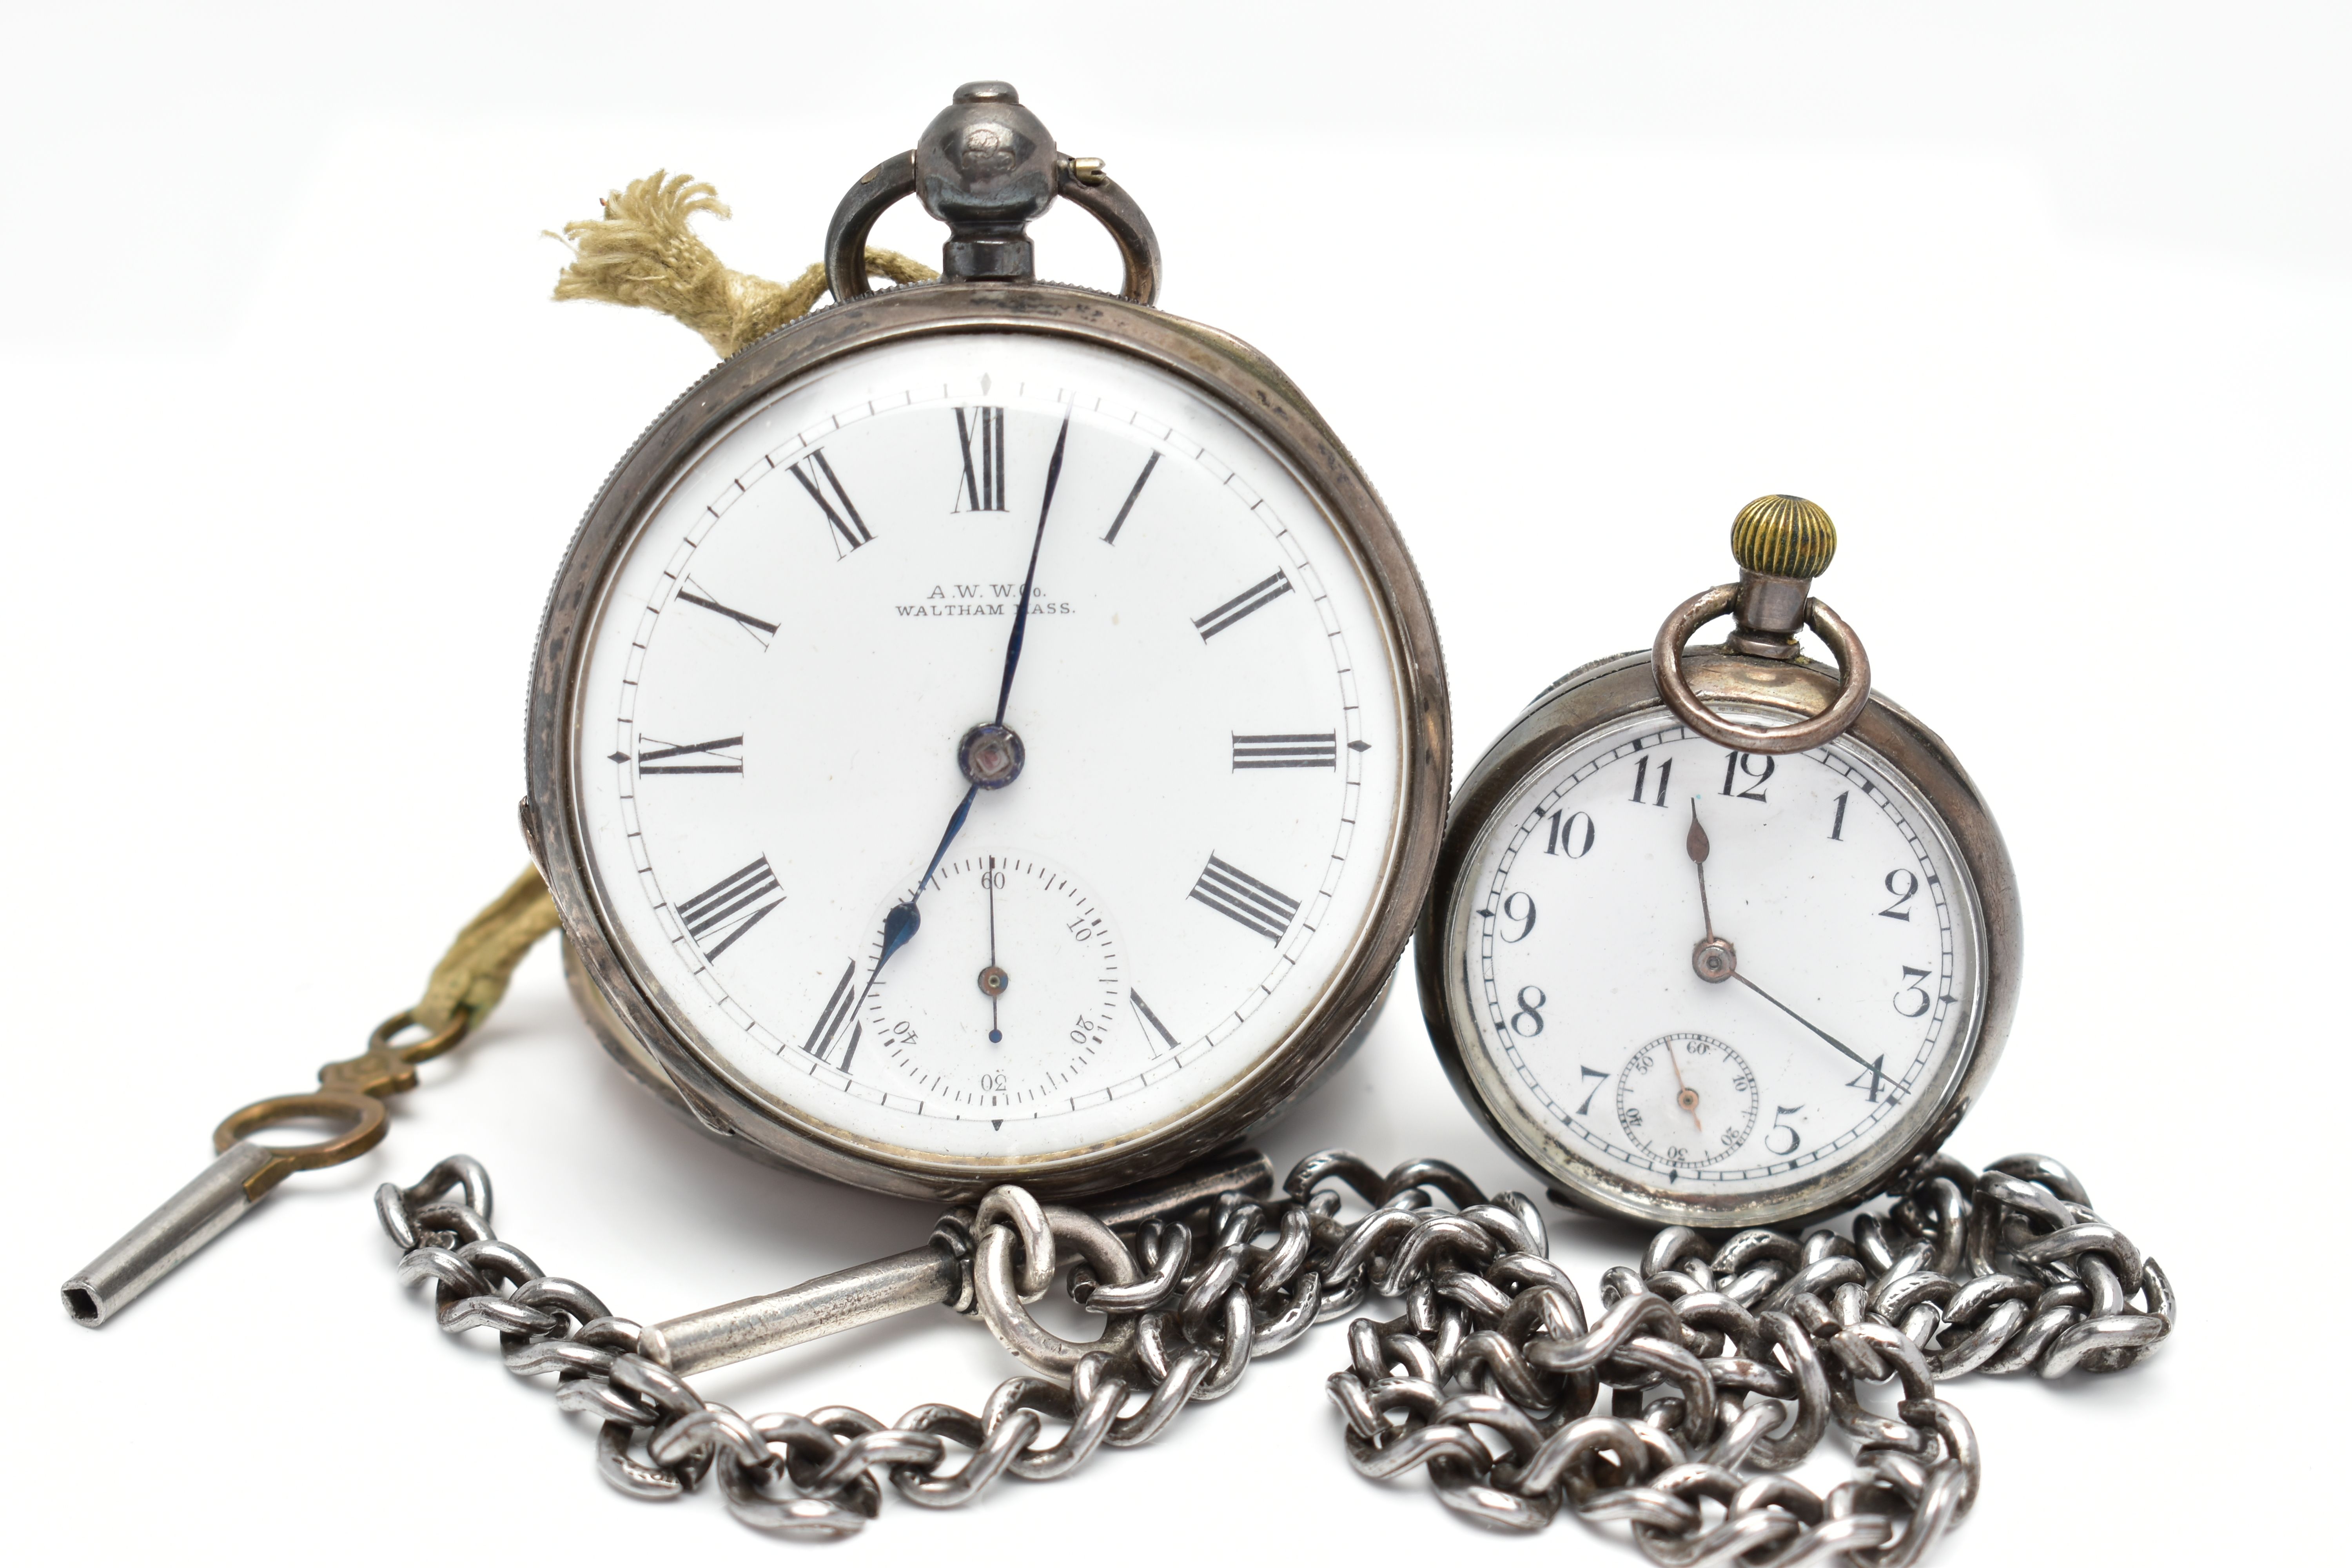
[862,854,1124,1111]
[1615,1032,1760,1169]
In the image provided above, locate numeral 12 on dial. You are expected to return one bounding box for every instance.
[954,406,1006,512]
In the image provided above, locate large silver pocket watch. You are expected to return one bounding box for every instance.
[523,84,1449,1201]
[1420,497,2019,1229]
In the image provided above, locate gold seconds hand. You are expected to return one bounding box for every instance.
[1663,1041,1702,1129]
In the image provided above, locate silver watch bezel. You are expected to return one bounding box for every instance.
[1417,650,2019,1229]
[527,282,1450,1201]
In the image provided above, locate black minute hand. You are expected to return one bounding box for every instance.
[1731,972,1882,1077]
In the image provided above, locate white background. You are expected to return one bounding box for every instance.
[4,4,2343,1562]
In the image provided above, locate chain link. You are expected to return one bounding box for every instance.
[375,1147,2171,1557]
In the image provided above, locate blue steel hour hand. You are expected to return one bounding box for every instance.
[862,412,1072,993]
[876,787,978,973]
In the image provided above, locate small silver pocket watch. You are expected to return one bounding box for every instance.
[524,83,1448,1201]
[1420,497,2019,1228]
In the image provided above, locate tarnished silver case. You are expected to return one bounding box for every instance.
[1416,650,2020,1230]
[524,282,1450,1201]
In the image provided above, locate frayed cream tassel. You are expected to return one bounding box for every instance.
[549,171,937,358]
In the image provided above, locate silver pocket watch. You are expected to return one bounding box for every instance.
[524,82,1449,1201]
[1420,495,2020,1228]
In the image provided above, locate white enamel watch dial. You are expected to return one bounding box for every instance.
[1463,705,1980,1191]
[539,311,1439,1193]
[1423,654,2015,1229]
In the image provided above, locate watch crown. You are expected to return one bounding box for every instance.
[918,83,1059,286]
[1730,495,1837,581]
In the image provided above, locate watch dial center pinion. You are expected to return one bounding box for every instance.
[958,722,1025,789]
[1693,935,1738,982]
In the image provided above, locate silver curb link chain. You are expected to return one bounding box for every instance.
[375,1147,2172,1559]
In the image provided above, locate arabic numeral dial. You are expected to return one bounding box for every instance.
[1465,712,1982,1202]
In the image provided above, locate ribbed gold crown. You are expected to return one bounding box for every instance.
[1730,495,1836,579]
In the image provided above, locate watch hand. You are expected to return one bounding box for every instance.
[860,413,1073,995]
[1686,798,1737,983]
[1732,971,1881,1078]
[1663,1045,1702,1130]
[981,856,1005,1043]
[860,783,978,1005]
[1686,798,1715,939]
[993,411,1071,725]
[1686,792,1881,1080]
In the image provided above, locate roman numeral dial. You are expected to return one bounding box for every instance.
[570,339,1414,1163]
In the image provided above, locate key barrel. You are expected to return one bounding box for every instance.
[62,1142,279,1326]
